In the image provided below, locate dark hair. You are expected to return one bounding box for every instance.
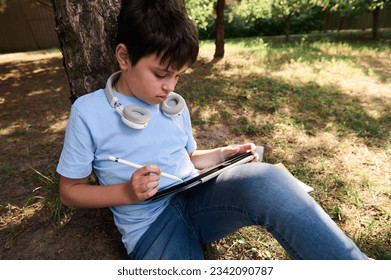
[116,0,199,70]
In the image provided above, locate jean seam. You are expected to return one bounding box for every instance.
[192,205,258,221]
[266,225,303,260]
[171,194,203,248]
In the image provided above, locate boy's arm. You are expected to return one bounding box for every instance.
[189,143,258,170]
[59,164,162,207]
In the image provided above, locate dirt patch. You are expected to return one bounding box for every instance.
[0,51,127,259]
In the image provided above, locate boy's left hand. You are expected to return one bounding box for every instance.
[221,143,259,162]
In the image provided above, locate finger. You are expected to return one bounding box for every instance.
[143,164,162,176]
[133,165,161,181]
[131,172,159,187]
[139,182,159,201]
[129,170,159,192]
[227,146,240,156]
[143,185,159,199]
[241,143,256,154]
[136,173,160,191]
[221,146,239,161]
[143,180,159,193]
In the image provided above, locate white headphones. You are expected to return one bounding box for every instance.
[105,71,185,129]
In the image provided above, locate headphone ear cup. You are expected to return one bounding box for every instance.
[121,106,151,129]
[161,93,185,117]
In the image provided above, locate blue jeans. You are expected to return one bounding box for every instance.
[129,162,368,260]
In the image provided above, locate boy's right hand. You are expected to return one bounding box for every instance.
[126,164,161,202]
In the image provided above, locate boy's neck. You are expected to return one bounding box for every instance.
[114,74,134,98]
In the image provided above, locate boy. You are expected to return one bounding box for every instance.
[57,0,368,259]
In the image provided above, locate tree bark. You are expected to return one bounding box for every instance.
[372,6,380,41]
[214,0,225,59]
[51,0,121,103]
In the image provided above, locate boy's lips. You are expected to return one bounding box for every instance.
[157,94,168,102]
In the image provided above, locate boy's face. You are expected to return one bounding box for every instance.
[121,53,187,105]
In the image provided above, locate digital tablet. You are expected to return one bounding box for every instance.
[146,151,254,201]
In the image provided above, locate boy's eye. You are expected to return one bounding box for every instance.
[154,72,166,78]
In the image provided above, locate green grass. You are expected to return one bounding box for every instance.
[177,31,391,259]
[31,167,62,224]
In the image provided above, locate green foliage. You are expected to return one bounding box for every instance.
[313,0,390,16]
[331,0,370,17]
[185,0,215,30]
[196,1,321,39]
[185,0,389,40]
[0,0,6,12]
[271,0,313,18]
[233,0,273,22]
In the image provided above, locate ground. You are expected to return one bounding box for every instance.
[0,51,129,259]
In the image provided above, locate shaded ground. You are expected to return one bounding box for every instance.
[0,51,128,259]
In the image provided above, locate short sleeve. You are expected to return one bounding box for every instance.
[56,105,95,179]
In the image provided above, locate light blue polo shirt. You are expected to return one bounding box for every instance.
[57,87,197,254]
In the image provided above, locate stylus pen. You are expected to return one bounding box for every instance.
[109,156,183,182]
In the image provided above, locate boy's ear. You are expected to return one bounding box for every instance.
[115,43,130,70]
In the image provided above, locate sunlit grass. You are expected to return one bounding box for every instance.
[180,32,391,259]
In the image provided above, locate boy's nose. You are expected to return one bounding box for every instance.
[162,78,176,92]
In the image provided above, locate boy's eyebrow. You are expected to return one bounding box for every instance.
[154,66,187,75]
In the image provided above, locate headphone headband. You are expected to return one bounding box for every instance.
[105,71,121,108]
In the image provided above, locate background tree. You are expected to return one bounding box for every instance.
[272,0,313,42]
[214,0,225,58]
[319,0,390,40]
[51,0,120,102]
[310,0,335,32]
[186,0,227,58]
[231,0,273,36]
[365,0,391,40]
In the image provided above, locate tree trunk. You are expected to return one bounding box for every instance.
[372,6,380,41]
[319,10,325,33]
[338,17,344,32]
[284,14,291,43]
[214,0,225,59]
[51,0,121,103]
